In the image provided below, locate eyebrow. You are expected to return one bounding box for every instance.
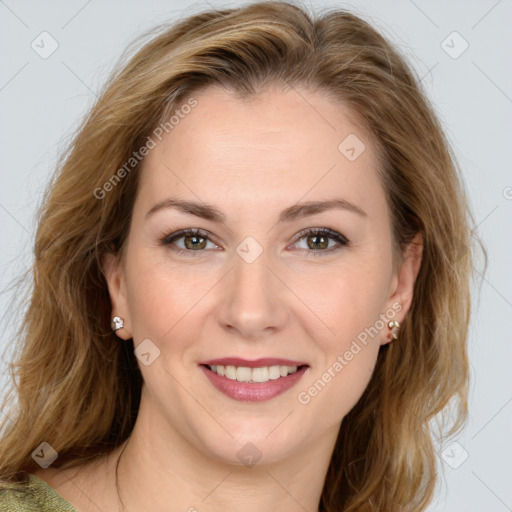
[146,198,366,223]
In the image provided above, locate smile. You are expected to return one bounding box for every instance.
[199,364,309,402]
[206,363,302,383]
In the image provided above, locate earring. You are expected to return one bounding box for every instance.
[388,320,400,340]
[111,316,124,332]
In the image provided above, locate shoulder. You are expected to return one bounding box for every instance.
[0,473,78,511]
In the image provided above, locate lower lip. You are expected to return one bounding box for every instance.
[199,365,309,402]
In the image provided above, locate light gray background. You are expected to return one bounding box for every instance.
[0,1,511,510]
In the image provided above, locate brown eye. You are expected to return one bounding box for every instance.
[183,234,207,250]
[293,228,349,258]
[161,228,217,256]
[306,233,330,250]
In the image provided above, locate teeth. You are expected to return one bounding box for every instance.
[252,367,268,382]
[225,365,237,380]
[236,367,252,382]
[208,364,300,383]
[268,365,281,380]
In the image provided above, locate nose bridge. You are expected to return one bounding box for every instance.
[219,236,286,336]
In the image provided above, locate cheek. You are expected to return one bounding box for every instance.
[294,254,391,421]
[123,249,230,358]
[296,252,392,349]
[298,288,384,427]
[303,346,379,428]
[123,252,196,342]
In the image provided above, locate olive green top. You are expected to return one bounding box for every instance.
[0,473,77,511]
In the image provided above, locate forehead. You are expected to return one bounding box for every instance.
[137,85,386,221]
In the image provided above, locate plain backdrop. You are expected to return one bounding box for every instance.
[0,1,511,510]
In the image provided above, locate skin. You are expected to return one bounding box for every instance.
[33,85,422,511]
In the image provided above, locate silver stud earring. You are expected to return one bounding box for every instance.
[111,316,124,332]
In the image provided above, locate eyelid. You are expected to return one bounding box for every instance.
[161,227,211,244]
[292,227,349,245]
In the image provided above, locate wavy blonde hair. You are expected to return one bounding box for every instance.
[0,2,485,510]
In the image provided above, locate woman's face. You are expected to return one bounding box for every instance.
[104,85,421,465]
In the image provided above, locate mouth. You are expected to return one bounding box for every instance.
[198,361,310,402]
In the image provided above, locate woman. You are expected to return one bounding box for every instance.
[0,1,483,510]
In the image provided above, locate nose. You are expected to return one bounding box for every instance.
[216,241,288,340]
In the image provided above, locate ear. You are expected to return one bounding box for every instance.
[381,232,423,345]
[102,248,132,340]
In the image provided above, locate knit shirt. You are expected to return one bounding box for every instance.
[0,473,77,511]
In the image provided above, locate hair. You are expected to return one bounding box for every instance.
[0,1,485,510]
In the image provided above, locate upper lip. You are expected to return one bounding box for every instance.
[200,357,309,368]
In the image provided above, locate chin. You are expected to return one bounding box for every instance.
[194,423,304,467]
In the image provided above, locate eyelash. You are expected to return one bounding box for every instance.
[159,227,349,258]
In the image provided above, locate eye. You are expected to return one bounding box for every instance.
[291,228,349,258]
[160,227,349,258]
[160,228,219,256]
